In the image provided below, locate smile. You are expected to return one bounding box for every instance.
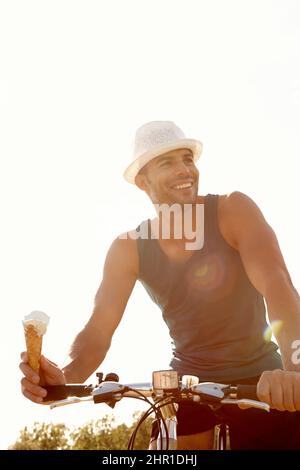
[172,182,193,190]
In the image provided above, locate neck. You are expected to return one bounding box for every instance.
[152,196,205,243]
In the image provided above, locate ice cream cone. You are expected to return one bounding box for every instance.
[22,311,50,373]
[24,324,43,373]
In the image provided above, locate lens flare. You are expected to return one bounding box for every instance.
[186,252,238,303]
[189,255,223,290]
[263,320,283,342]
[195,265,209,279]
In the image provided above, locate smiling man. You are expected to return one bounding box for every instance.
[20,121,300,449]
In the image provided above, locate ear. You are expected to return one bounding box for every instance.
[135,173,148,191]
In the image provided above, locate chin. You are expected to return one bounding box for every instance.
[182,191,198,204]
[161,188,198,206]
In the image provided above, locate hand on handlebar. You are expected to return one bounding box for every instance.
[19,352,66,404]
[257,369,300,412]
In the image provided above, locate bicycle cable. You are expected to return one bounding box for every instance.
[123,388,171,450]
[124,390,168,450]
[126,395,175,450]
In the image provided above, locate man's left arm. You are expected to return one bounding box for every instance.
[225,191,300,410]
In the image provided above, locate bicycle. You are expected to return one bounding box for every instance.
[43,369,269,450]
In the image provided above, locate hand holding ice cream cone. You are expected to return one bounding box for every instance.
[23,311,50,373]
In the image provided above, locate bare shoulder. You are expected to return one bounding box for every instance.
[218,191,265,249]
[219,191,273,249]
[220,191,265,218]
[220,191,254,208]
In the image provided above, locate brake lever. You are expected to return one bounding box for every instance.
[92,381,127,404]
[48,382,127,410]
[190,383,228,400]
[50,396,93,409]
[221,398,270,412]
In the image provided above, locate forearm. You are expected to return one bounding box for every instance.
[265,272,300,371]
[62,326,111,383]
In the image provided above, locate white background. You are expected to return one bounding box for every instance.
[0,0,299,449]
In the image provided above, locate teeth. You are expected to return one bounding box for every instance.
[173,183,193,189]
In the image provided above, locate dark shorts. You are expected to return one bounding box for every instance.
[150,375,300,449]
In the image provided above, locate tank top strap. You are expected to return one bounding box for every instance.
[204,193,221,243]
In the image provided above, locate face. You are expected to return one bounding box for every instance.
[136,148,199,206]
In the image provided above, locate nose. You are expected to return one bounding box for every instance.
[174,161,191,177]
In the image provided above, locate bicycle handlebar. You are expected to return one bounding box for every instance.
[236,384,259,401]
[42,371,271,451]
[43,371,269,412]
[45,384,94,401]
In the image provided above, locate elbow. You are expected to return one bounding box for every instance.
[264,269,300,323]
[84,322,112,352]
[265,269,294,293]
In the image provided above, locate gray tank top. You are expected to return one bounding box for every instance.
[136,193,282,382]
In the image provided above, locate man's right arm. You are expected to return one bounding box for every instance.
[63,234,138,382]
[20,233,139,400]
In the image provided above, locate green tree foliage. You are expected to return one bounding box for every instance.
[9,422,69,450]
[9,412,153,450]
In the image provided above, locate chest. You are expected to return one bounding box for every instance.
[156,196,235,263]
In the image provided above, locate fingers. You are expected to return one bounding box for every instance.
[271,370,297,412]
[20,351,28,362]
[21,377,47,403]
[40,355,66,385]
[20,356,45,403]
[283,384,296,412]
[20,352,57,370]
[43,356,58,367]
[257,372,272,405]
[269,372,285,412]
[19,360,40,384]
[258,370,299,412]
[281,374,296,412]
[258,370,286,411]
[20,352,66,405]
[20,350,40,382]
[40,355,59,375]
[21,387,44,404]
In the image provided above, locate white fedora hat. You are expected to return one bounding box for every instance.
[124,121,203,184]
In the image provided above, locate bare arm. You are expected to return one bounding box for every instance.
[62,234,138,383]
[225,191,300,371]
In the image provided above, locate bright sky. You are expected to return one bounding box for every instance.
[0,0,299,449]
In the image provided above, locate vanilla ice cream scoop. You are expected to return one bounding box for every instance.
[23,310,50,336]
[23,311,50,372]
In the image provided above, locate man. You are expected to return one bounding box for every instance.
[20,121,300,449]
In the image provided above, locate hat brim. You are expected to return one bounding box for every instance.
[123,138,203,184]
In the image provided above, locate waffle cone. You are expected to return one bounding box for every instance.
[24,324,43,373]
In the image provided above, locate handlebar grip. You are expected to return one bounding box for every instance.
[236,384,258,400]
[44,385,93,401]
